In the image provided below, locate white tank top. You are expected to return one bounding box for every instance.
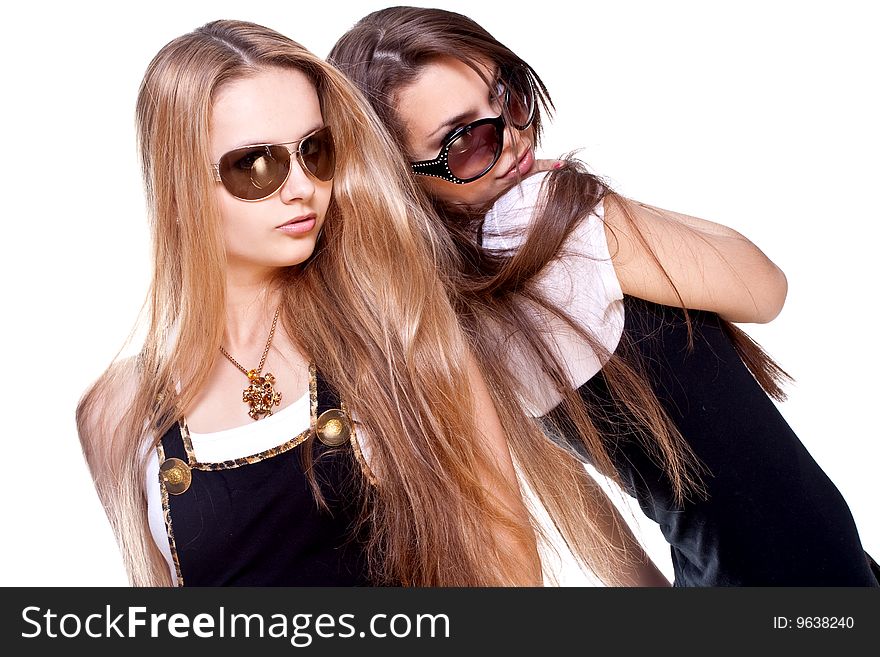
[145,390,312,585]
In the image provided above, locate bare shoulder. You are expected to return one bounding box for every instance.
[76,356,142,466]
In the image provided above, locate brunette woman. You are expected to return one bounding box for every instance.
[329,6,879,586]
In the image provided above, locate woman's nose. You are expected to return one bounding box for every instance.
[279,151,316,203]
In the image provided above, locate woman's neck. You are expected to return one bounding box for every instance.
[223,269,282,350]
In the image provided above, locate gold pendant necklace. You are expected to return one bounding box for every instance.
[220,306,282,421]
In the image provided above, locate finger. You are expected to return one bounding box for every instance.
[533,158,564,172]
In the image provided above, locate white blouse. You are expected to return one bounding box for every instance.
[481,171,624,416]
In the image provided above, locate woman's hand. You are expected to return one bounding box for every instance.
[533,158,564,173]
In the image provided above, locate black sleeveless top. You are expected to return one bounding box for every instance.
[156,367,372,586]
[546,297,879,586]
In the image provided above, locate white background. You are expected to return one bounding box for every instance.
[1,0,876,586]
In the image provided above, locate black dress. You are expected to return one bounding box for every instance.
[547,296,879,586]
[156,367,371,586]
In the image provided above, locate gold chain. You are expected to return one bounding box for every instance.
[219,306,281,376]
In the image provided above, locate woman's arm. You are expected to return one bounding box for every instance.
[589,485,671,587]
[76,358,140,498]
[604,194,788,323]
[465,351,545,586]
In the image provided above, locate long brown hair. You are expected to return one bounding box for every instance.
[76,19,550,587]
[330,7,790,508]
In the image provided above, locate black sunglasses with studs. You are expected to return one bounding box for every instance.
[410,77,536,184]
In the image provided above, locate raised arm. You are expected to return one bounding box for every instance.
[603,194,788,323]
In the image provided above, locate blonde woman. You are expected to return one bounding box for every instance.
[75,19,666,587]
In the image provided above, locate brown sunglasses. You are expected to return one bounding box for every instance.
[212,126,335,201]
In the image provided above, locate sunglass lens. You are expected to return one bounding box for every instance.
[299,127,335,182]
[506,71,535,129]
[220,145,290,200]
[447,122,501,180]
[509,90,533,129]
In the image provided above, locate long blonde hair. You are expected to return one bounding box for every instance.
[77,19,650,587]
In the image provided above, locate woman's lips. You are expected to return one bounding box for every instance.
[500,148,535,179]
[277,214,317,235]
